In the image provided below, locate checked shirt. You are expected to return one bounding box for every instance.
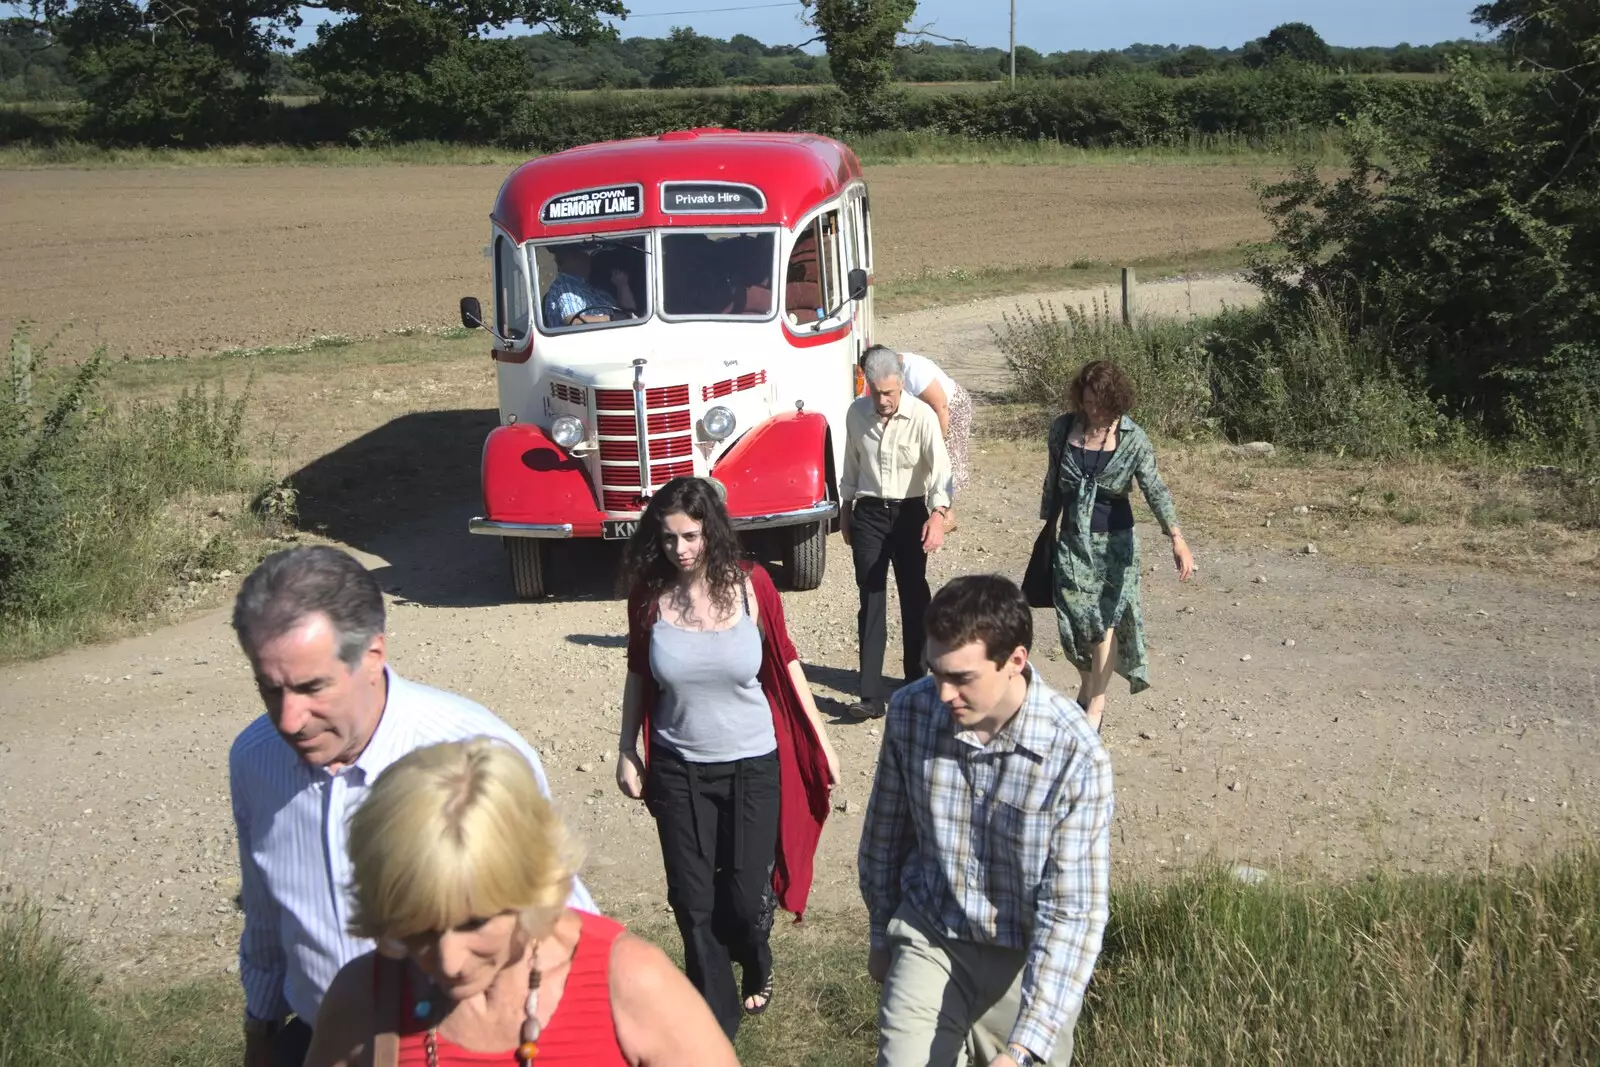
[858,668,1114,1060]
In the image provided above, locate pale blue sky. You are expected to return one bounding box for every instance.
[611,0,1486,51]
[3,0,1484,53]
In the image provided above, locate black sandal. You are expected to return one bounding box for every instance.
[742,971,774,1016]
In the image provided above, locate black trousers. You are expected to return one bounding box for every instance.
[850,497,931,702]
[647,747,780,1040]
[275,1018,313,1067]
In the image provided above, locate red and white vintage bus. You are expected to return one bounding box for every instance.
[459,128,874,598]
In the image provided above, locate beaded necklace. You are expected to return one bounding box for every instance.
[417,944,543,1067]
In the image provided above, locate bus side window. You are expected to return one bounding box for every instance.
[817,210,841,310]
[786,210,843,326]
[859,189,873,273]
[785,220,822,324]
[495,235,531,340]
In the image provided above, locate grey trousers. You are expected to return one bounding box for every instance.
[877,904,1077,1067]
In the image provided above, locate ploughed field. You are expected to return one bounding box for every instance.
[0,162,1271,359]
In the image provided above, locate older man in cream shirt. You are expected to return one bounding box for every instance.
[840,345,954,719]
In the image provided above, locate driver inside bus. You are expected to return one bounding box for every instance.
[544,244,639,328]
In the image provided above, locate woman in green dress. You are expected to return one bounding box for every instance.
[1041,360,1195,730]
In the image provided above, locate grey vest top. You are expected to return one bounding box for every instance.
[649,603,777,763]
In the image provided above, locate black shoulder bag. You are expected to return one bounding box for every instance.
[1022,424,1066,609]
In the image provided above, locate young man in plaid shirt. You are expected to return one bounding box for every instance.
[858,574,1114,1067]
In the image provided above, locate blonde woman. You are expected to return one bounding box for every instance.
[304,739,738,1067]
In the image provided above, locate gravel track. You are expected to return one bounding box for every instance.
[2,298,1597,989]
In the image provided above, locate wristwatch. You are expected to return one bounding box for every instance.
[243,1013,283,1040]
[1008,1043,1041,1066]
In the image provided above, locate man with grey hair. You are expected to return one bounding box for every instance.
[840,345,954,719]
[228,546,594,1067]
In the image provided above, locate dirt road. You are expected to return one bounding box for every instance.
[886,272,1263,395]
[2,295,1597,985]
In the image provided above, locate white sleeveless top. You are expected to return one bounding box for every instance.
[900,351,958,402]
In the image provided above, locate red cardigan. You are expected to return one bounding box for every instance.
[626,562,831,919]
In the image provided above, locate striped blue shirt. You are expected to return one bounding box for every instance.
[858,668,1114,1062]
[228,667,596,1024]
[542,271,613,328]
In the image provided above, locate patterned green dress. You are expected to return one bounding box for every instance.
[1041,413,1180,694]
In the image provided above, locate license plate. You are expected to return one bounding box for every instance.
[602,520,638,540]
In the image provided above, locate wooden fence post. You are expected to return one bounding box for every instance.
[10,329,30,408]
[1121,267,1139,327]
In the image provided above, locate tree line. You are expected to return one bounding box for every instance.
[3,13,1505,108]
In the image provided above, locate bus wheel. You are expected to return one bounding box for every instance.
[507,538,547,599]
[783,520,826,591]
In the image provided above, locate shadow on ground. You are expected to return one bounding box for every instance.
[286,408,630,607]
[285,408,839,607]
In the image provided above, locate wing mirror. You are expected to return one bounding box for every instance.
[847,268,868,301]
[808,269,873,330]
[460,295,515,350]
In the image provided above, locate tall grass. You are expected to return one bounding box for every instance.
[0,139,533,168]
[0,904,123,1065]
[1204,297,1451,458]
[6,849,1598,1066]
[0,903,242,1067]
[0,326,278,658]
[996,296,1453,460]
[1083,849,1600,1064]
[995,298,1215,440]
[850,128,1347,167]
[0,130,1342,170]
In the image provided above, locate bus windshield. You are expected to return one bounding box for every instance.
[659,231,777,318]
[533,235,650,332]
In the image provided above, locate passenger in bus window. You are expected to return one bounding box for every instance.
[590,246,646,317]
[729,236,774,316]
[663,234,731,315]
[543,245,637,328]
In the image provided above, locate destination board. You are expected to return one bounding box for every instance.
[541,185,644,224]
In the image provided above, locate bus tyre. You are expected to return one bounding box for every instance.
[507,538,547,599]
[783,520,826,591]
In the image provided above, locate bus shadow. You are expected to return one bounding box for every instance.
[285,408,627,607]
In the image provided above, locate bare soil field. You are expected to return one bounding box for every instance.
[0,162,1271,359]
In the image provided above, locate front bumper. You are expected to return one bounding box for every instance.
[468,501,837,539]
[729,501,838,531]
[467,519,574,539]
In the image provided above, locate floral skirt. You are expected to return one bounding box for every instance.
[1053,527,1152,694]
[946,384,974,497]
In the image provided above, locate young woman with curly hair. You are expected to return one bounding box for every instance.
[614,477,840,1039]
[1041,360,1195,730]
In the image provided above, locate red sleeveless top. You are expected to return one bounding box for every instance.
[394,911,629,1066]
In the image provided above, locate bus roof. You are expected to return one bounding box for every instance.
[492,129,865,242]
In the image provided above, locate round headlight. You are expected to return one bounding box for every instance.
[550,415,585,450]
[702,405,737,441]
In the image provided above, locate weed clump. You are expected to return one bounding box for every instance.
[0,324,279,658]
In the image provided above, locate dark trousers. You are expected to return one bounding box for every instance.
[850,497,931,702]
[647,747,780,1040]
[275,1018,313,1067]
